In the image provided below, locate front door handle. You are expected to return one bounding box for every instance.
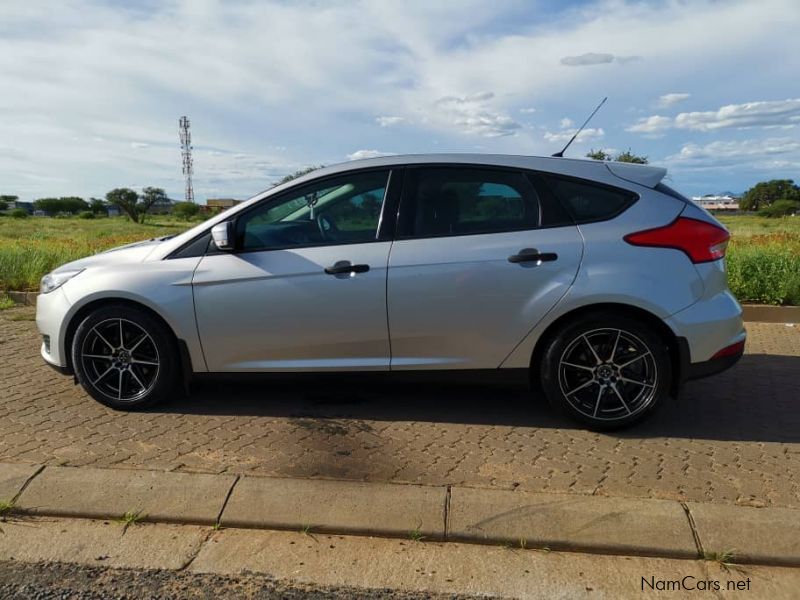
[508,248,558,264]
[324,260,370,275]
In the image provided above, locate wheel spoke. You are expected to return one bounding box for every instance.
[92,327,115,351]
[128,334,148,353]
[610,383,632,415]
[582,335,603,365]
[131,358,158,366]
[562,361,594,372]
[117,370,124,400]
[609,330,621,362]
[92,365,114,385]
[617,351,651,369]
[128,368,147,392]
[566,378,597,397]
[593,386,603,417]
[83,354,112,361]
[119,320,125,349]
[619,376,654,388]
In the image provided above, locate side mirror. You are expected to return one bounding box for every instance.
[211,221,235,251]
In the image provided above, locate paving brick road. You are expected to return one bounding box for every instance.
[1,306,798,508]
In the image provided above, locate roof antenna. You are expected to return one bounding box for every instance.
[551,96,607,157]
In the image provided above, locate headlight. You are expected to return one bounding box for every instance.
[40,269,84,294]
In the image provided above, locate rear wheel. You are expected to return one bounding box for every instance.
[539,312,671,430]
[71,305,179,410]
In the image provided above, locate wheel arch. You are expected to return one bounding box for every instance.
[529,302,684,396]
[63,297,193,387]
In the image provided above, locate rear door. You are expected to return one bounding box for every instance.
[387,166,582,370]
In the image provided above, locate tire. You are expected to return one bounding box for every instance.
[539,311,671,430]
[71,304,179,410]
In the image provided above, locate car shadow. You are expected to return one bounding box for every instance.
[156,353,800,444]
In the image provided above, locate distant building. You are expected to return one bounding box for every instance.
[202,198,242,213]
[2,201,34,214]
[691,195,740,211]
[107,205,121,217]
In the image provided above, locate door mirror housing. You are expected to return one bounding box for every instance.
[211,221,235,251]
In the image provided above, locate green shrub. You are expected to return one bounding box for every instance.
[726,237,800,305]
[10,209,28,219]
[758,199,800,218]
[79,211,96,219]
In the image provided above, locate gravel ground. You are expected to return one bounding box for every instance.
[0,561,486,600]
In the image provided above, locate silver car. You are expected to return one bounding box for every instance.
[36,154,745,429]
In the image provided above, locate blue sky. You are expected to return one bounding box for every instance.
[1,0,798,202]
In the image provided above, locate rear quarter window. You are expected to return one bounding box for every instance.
[541,173,637,223]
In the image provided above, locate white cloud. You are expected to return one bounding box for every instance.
[347,149,396,161]
[675,99,800,131]
[1,1,800,199]
[667,137,800,163]
[626,115,673,134]
[544,127,604,143]
[375,116,406,127]
[130,142,149,149]
[630,99,800,135]
[656,93,691,108]
[432,92,521,137]
[560,52,641,66]
[560,118,574,128]
[519,107,537,114]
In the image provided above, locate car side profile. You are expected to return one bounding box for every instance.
[36,154,745,429]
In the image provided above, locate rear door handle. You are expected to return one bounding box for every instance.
[508,248,558,264]
[324,260,370,275]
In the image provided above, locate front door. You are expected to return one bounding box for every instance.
[193,169,395,372]
[387,166,583,370]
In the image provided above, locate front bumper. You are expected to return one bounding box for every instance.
[35,286,73,371]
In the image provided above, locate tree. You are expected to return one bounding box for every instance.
[585,149,648,164]
[758,199,799,218]
[33,197,88,215]
[173,201,200,221]
[106,188,140,222]
[274,166,323,187]
[586,149,612,161]
[740,179,800,211]
[0,194,18,211]
[615,150,648,164]
[89,198,107,215]
[137,187,169,222]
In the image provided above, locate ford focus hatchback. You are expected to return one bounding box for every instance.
[36,154,745,429]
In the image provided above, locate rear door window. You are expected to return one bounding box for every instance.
[398,167,540,238]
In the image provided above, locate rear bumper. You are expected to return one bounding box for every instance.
[683,343,744,381]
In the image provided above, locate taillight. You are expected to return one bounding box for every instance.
[623,217,730,263]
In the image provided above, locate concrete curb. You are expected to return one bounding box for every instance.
[2,462,799,567]
[3,291,798,322]
[741,304,800,324]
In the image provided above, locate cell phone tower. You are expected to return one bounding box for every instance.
[178,116,194,203]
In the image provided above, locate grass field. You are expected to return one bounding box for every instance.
[0,216,194,291]
[0,213,798,304]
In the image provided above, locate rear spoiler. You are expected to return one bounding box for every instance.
[605,162,667,189]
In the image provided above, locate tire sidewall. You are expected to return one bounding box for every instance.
[71,305,177,410]
[539,312,672,430]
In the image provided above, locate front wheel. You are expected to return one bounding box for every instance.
[71,304,179,410]
[539,312,671,430]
